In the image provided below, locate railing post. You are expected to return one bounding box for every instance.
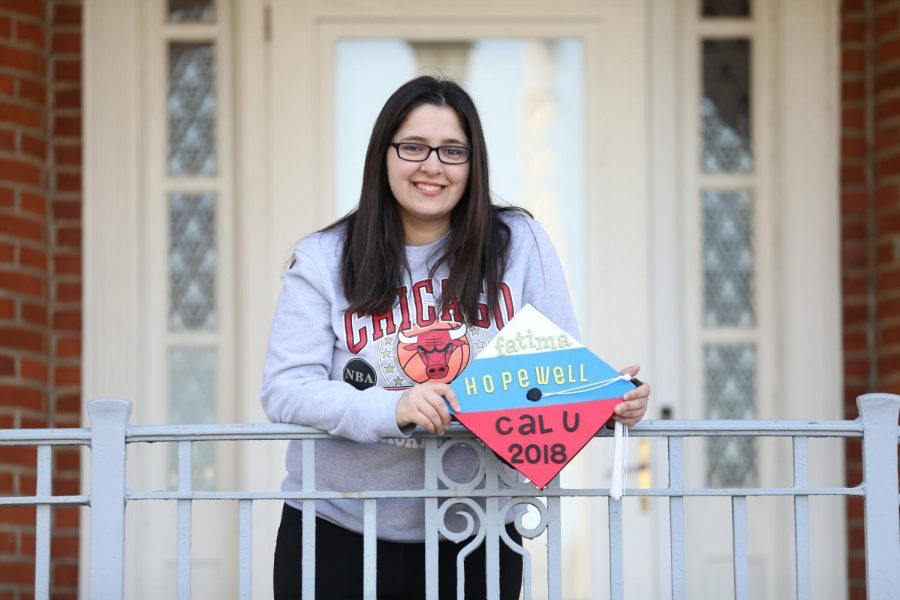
[88,399,132,600]
[857,393,900,599]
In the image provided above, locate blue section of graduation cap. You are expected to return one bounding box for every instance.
[450,347,633,413]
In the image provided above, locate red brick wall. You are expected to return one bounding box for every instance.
[0,0,81,598]
[841,0,900,598]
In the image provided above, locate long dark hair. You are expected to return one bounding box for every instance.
[327,75,528,323]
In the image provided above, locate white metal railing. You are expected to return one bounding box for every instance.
[0,394,898,599]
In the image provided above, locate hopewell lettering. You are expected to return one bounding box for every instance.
[462,364,589,396]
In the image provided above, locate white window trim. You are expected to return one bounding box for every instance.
[650,0,844,596]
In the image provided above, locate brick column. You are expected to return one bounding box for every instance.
[840,2,869,598]
[841,0,900,598]
[48,1,81,595]
[0,1,82,598]
[0,1,52,596]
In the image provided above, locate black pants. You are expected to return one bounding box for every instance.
[274,503,524,599]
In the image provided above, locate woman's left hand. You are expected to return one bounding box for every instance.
[614,364,650,427]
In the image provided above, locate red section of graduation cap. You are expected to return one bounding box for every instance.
[455,397,622,489]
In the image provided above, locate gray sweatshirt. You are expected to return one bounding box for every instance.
[261,213,577,542]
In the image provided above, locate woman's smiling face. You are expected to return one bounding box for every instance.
[387,104,470,245]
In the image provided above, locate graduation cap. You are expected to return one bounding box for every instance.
[450,304,635,492]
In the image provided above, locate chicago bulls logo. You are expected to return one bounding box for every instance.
[395,322,471,384]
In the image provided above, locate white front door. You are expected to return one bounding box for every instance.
[262,1,844,599]
[266,1,653,597]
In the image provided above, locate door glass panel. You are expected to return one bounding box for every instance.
[169,193,217,331]
[704,343,757,486]
[702,39,751,173]
[699,38,757,489]
[335,39,585,317]
[703,189,754,327]
[168,43,217,175]
[335,40,418,218]
[165,34,222,492]
[167,0,215,23]
[702,0,751,18]
[167,346,217,491]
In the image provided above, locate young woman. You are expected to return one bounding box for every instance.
[262,75,650,599]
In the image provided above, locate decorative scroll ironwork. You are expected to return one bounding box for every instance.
[431,437,555,598]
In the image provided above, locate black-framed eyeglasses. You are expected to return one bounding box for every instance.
[389,142,472,165]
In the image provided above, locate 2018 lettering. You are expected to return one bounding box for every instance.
[509,443,567,465]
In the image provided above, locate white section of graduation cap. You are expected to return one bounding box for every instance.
[478,303,585,359]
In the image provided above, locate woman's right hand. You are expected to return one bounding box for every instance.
[396,383,461,434]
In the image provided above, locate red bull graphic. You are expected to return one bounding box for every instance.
[396,322,471,384]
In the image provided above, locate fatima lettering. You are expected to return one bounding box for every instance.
[492,330,572,356]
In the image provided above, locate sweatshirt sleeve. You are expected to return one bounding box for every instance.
[519,219,582,340]
[260,245,408,443]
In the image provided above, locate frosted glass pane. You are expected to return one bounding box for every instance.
[168,43,216,175]
[335,40,417,217]
[168,347,217,491]
[168,0,214,22]
[705,344,757,487]
[169,193,217,331]
[703,190,754,327]
[334,38,586,322]
[702,40,752,173]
